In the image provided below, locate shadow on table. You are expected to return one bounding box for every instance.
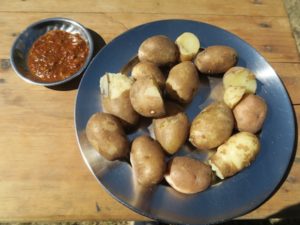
[267,202,300,219]
[47,28,106,91]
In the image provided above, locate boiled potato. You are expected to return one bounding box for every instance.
[153,102,189,154]
[194,45,237,74]
[131,62,165,88]
[233,94,267,133]
[138,35,178,66]
[86,112,129,161]
[223,67,257,94]
[130,135,166,186]
[175,32,200,61]
[100,73,139,126]
[209,132,260,179]
[166,61,199,104]
[189,102,234,149]
[165,156,212,194]
[223,86,246,109]
[130,77,165,117]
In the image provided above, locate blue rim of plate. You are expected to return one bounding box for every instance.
[74,19,296,225]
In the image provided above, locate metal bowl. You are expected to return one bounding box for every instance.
[10,17,94,86]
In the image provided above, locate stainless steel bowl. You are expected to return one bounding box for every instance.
[10,17,94,86]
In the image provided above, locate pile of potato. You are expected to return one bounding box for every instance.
[86,32,267,194]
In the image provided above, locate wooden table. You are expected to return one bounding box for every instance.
[0,0,299,222]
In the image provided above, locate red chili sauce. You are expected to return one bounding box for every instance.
[27,30,89,82]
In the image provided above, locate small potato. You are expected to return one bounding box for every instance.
[153,102,189,154]
[138,35,178,66]
[175,32,200,61]
[130,77,165,117]
[130,136,166,186]
[166,61,199,103]
[131,62,165,88]
[209,132,260,179]
[100,73,139,126]
[165,156,212,194]
[189,102,234,150]
[223,86,246,109]
[233,94,267,133]
[194,45,237,74]
[86,112,129,161]
[223,67,257,94]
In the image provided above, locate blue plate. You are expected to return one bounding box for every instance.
[75,20,295,225]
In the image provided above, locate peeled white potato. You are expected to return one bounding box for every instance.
[223,86,246,109]
[209,132,260,179]
[175,32,200,61]
[223,67,257,94]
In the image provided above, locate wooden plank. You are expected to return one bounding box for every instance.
[0,68,146,221]
[0,61,299,220]
[0,0,286,16]
[272,62,300,104]
[1,12,299,63]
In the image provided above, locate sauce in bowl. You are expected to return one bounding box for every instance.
[27,30,89,82]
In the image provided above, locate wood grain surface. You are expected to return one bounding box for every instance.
[0,0,299,222]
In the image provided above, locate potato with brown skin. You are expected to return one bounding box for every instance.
[138,35,178,66]
[189,102,234,150]
[153,102,189,154]
[209,132,260,179]
[130,77,165,117]
[100,73,139,127]
[233,94,267,133]
[165,156,212,194]
[130,136,166,186]
[131,62,165,88]
[166,61,199,104]
[194,45,237,74]
[86,112,129,161]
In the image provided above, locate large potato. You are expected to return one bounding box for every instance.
[166,61,199,104]
[130,77,165,117]
[189,102,234,149]
[223,66,257,94]
[209,132,260,179]
[86,112,129,161]
[165,156,212,194]
[194,45,237,74]
[233,94,267,133]
[138,35,178,66]
[153,102,189,154]
[131,62,165,88]
[130,136,166,186]
[100,73,139,126]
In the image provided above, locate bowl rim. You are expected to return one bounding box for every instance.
[10,17,94,87]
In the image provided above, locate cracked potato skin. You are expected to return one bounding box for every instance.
[129,77,165,117]
[209,132,260,179]
[153,102,189,154]
[166,61,200,104]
